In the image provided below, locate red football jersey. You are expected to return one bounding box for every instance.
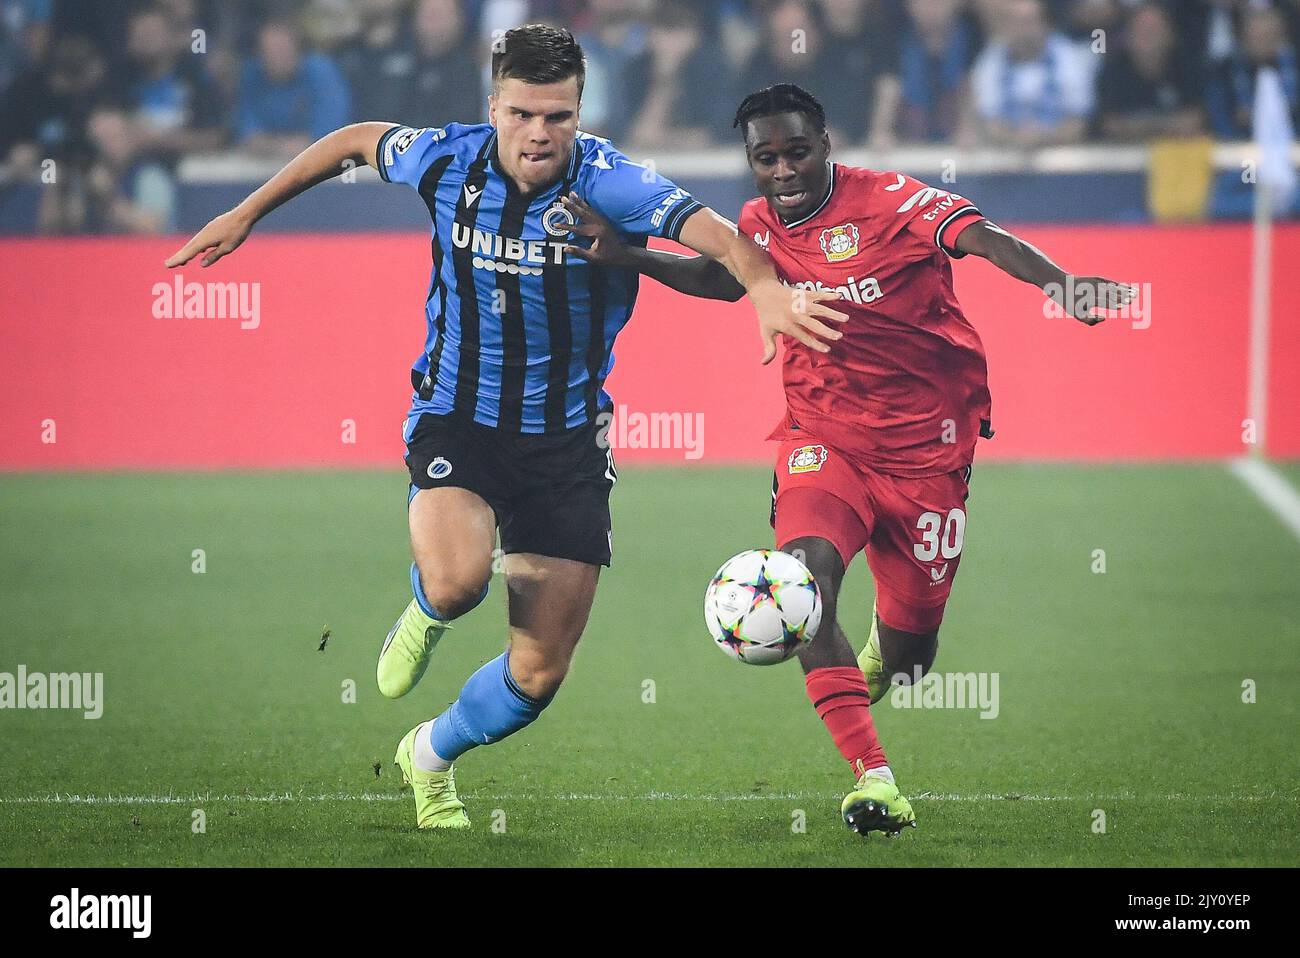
[739,164,993,478]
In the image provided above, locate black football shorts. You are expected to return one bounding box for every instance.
[404,409,617,567]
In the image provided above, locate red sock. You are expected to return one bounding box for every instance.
[805,666,888,777]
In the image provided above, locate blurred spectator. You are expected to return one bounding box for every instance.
[79,105,175,232]
[334,0,409,120]
[1170,1,1300,72]
[1097,3,1203,141]
[235,17,351,157]
[2,0,1292,236]
[970,0,1011,40]
[301,0,365,51]
[897,0,977,143]
[36,105,175,234]
[339,0,481,125]
[817,0,902,148]
[1207,3,1300,139]
[575,0,651,141]
[1197,0,1250,67]
[0,0,51,96]
[121,4,226,162]
[1059,0,1125,48]
[0,33,109,176]
[627,0,720,149]
[49,0,130,56]
[969,0,1095,147]
[146,0,245,116]
[396,0,483,124]
[1283,0,1300,53]
[716,0,763,75]
[1058,0,1118,91]
[481,0,534,39]
[736,2,843,138]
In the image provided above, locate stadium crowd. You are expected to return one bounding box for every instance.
[1,0,1298,232]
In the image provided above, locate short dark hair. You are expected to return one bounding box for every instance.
[491,24,586,95]
[732,83,827,140]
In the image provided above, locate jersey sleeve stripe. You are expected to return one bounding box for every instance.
[664,199,704,242]
[375,125,400,183]
[935,205,982,255]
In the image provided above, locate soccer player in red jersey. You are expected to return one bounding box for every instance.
[562,84,1134,836]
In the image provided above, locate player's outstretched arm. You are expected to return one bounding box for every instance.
[560,194,745,302]
[676,207,847,364]
[954,219,1136,326]
[165,122,392,268]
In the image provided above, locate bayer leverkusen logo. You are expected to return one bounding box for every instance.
[788,444,828,474]
[819,223,859,263]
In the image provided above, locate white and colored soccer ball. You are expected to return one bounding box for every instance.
[704,549,822,665]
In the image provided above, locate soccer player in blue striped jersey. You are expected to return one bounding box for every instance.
[166,24,846,831]
[375,119,700,432]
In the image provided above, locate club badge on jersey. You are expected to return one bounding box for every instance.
[788,444,829,474]
[819,223,860,263]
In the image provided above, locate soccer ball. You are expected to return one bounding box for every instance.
[704,549,822,665]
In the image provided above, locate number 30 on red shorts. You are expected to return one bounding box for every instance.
[770,439,972,634]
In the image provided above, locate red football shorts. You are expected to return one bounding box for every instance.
[771,438,972,634]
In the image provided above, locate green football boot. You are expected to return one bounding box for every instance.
[376,599,450,699]
[393,725,470,830]
[857,604,890,703]
[841,765,917,837]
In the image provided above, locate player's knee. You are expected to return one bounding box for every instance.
[779,537,844,610]
[508,656,569,702]
[880,627,939,685]
[507,640,580,701]
[416,565,490,621]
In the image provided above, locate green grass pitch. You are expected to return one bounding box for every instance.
[1,463,1297,867]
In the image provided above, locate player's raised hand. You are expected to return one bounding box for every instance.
[165,209,254,268]
[1052,275,1138,326]
[559,192,630,267]
[750,279,847,364]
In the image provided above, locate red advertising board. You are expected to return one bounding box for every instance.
[1,224,1296,469]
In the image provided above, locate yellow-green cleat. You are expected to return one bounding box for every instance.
[376,599,449,699]
[857,605,890,704]
[841,765,917,837]
[393,725,471,830]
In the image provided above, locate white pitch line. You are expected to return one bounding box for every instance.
[0,791,1294,806]
[1230,457,1300,543]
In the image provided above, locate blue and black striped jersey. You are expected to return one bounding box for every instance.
[377,122,704,434]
